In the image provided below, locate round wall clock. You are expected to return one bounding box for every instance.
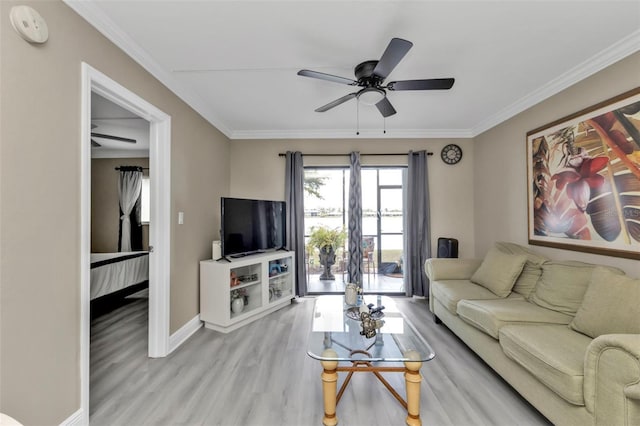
[441,144,463,165]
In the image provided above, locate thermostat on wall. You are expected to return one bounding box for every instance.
[10,5,49,44]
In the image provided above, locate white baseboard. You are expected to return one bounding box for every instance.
[60,408,84,426]
[168,314,202,354]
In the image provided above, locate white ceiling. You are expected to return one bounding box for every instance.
[67,1,640,140]
[91,92,150,157]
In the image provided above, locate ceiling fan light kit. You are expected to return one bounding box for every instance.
[298,37,455,120]
[357,87,385,106]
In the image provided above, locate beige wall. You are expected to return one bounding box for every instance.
[230,138,476,257]
[473,52,640,277]
[0,1,229,424]
[91,158,150,252]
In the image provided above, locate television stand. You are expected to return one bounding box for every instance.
[200,251,296,333]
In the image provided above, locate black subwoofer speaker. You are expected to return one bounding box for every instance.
[437,238,459,258]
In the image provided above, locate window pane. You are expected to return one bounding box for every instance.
[141,176,150,223]
[380,188,403,233]
[303,169,348,235]
[379,169,403,185]
[361,169,377,213]
[380,234,403,264]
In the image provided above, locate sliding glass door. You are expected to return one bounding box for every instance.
[304,166,405,294]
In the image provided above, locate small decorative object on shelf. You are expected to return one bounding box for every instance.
[231,288,247,314]
[231,297,244,314]
[230,271,240,287]
[269,263,282,276]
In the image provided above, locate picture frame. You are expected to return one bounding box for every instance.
[526,87,640,260]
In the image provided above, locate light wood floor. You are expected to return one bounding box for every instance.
[90,296,551,426]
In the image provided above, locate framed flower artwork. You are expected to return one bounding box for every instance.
[526,87,640,260]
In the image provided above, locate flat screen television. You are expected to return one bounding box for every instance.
[220,197,286,258]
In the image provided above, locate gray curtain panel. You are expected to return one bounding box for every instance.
[347,152,363,287]
[285,151,307,296]
[404,150,431,297]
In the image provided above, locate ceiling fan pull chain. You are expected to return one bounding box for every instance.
[383,117,386,134]
[356,101,360,135]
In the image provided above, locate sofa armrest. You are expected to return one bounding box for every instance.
[583,334,640,425]
[424,258,482,281]
[425,258,482,314]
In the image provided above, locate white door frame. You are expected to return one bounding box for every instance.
[80,63,171,422]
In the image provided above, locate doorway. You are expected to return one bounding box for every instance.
[80,63,171,423]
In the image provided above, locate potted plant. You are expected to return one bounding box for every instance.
[307,226,347,280]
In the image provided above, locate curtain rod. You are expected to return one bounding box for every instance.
[278,152,433,157]
[115,166,149,170]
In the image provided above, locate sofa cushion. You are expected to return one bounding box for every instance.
[494,242,547,299]
[530,261,624,315]
[569,267,640,338]
[499,324,591,406]
[431,280,523,315]
[470,247,527,297]
[457,299,573,339]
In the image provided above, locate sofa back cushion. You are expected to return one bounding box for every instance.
[569,267,640,338]
[494,242,547,299]
[530,261,624,315]
[470,247,527,297]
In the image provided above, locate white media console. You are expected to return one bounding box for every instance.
[200,251,295,333]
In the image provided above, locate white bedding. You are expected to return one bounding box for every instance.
[90,252,149,300]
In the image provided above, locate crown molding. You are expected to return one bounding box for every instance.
[230,128,474,140]
[63,0,233,138]
[471,29,640,137]
[65,1,638,141]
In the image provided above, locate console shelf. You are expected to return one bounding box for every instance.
[200,251,295,333]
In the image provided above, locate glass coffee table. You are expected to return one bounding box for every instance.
[307,295,435,426]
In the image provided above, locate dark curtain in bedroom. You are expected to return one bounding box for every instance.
[118,166,144,252]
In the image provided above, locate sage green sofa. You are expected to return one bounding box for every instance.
[425,242,640,426]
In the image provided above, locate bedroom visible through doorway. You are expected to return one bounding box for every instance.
[81,62,172,425]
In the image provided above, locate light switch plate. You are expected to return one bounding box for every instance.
[178,212,184,225]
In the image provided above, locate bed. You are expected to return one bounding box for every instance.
[90,252,149,317]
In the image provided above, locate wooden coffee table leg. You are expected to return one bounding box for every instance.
[320,349,339,426]
[404,350,423,426]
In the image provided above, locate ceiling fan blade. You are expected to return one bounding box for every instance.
[387,78,455,91]
[90,132,136,144]
[375,97,397,117]
[373,38,413,80]
[315,93,358,112]
[298,69,357,86]
[91,139,101,147]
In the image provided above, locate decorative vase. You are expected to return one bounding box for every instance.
[345,283,359,305]
[318,245,336,280]
[231,297,244,314]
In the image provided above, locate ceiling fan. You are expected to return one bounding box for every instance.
[298,38,454,118]
[90,123,136,147]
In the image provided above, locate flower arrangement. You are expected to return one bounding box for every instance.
[306,225,347,251]
[231,288,247,301]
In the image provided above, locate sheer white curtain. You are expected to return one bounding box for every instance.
[118,169,143,252]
